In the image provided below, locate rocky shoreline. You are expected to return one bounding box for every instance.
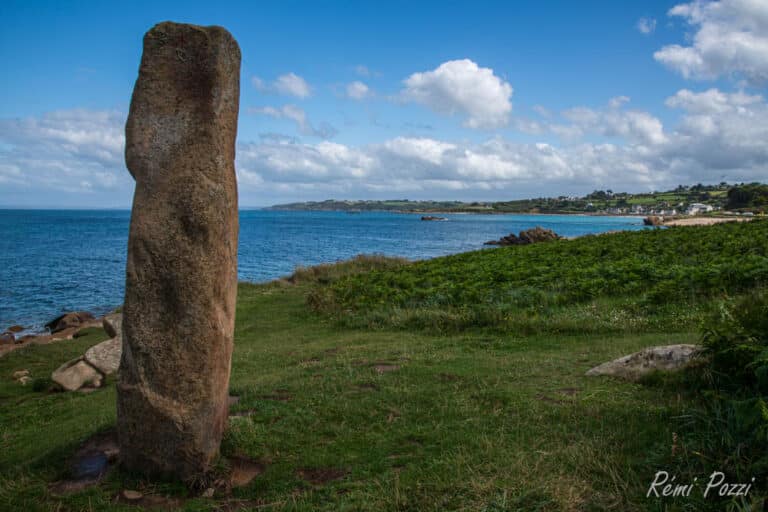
[0,310,115,358]
[2,310,123,393]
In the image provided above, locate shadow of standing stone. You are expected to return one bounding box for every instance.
[117,21,241,482]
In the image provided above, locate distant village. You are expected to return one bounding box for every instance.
[267,182,768,217]
[602,202,718,217]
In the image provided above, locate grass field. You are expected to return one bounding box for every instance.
[1,222,766,510]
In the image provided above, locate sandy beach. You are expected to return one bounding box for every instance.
[663,216,754,227]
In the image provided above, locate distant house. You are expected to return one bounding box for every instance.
[686,203,714,215]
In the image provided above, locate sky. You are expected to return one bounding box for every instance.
[0,0,766,208]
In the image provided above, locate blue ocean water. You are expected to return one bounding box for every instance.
[0,209,648,332]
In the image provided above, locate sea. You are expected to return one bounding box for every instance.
[0,209,649,333]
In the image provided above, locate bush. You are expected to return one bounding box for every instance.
[701,290,768,394]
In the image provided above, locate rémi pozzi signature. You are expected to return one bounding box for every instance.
[647,471,756,499]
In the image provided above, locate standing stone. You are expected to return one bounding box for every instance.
[118,21,240,481]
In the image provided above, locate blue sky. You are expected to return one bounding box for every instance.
[1,0,766,207]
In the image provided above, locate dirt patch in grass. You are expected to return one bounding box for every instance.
[535,393,568,405]
[260,391,292,401]
[115,491,184,509]
[228,456,266,488]
[50,429,119,495]
[215,498,276,511]
[356,382,379,391]
[557,387,580,396]
[296,467,348,486]
[372,363,400,373]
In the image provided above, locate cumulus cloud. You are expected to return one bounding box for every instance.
[654,0,768,85]
[400,59,513,129]
[665,87,763,113]
[249,105,337,139]
[663,88,768,170]
[346,81,371,100]
[637,17,657,34]
[3,92,766,206]
[233,135,653,197]
[252,72,312,98]
[553,97,667,145]
[0,109,129,197]
[235,88,768,199]
[236,138,373,185]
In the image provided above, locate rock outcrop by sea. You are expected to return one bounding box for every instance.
[484,226,561,246]
[51,314,123,392]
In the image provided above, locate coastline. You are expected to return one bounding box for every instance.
[662,216,754,227]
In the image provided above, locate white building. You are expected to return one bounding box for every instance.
[686,203,714,215]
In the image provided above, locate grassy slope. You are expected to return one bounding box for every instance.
[312,221,768,334]
[2,281,696,511]
[3,222,767,510]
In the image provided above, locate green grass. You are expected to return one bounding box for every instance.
[310,221,768,333]
[0,282,737,511]
[1,224,766,510]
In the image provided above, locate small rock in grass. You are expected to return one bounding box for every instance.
[52,358,102,391]
[12,369,30,380]
[122,489,143,501]
[586,344,700,381]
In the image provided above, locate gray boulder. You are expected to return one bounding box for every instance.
[102,314,122,338]
[52,358,102,391]
[586,344,700,381]
[85,337,121,375]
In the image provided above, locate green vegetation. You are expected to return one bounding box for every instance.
[311,220,768,333]
[727,183,768,212]
[1,221,767,510]
[267,182,765,215]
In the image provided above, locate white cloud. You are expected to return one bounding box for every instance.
[637,17,658,34]
[346,81,371,100]
[355,65,371,77]
[608,96,631,109]
[665,87,762,113]
[0,109,129,198]
[236,88,767,200]
[252,72,312,98]
[2,93,766,206]
[654,0,768,85]
[559,99,667,145]
[663,87,768,170]
[400,59,513,129]
[236,138,373,184]
[249,105,337,139]
[381,137,456,166]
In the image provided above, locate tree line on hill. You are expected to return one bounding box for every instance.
[266,182,768,215]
